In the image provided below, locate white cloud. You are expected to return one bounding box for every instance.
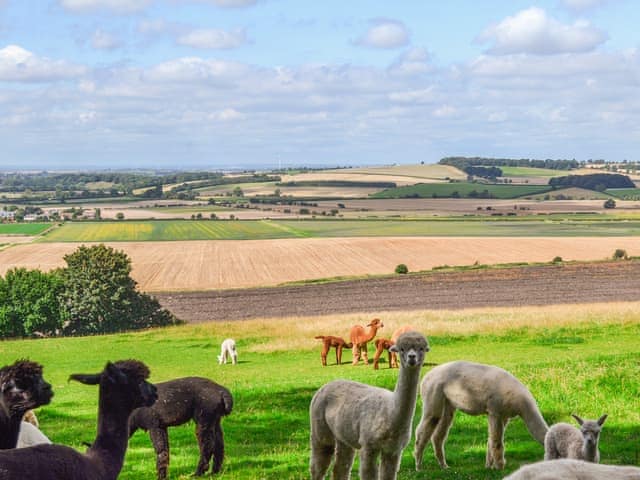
[177,28,247,49]
[91,29,121,50]
[357,19,409,49]
[389,47,432,75]
[0,45,86,82]
[59,0,152,14]
[561,0,608,11]
[478,7,607,55]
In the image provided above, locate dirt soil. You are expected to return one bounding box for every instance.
[155,260,640,322]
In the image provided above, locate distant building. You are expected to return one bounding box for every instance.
[0,210,15,220]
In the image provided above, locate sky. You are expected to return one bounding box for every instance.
[0,0,639,170]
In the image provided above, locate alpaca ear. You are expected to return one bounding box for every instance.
[597,414,608,426]
[389,345,398,353]
[69,373,101,385]
[104,362,128,384]
[571,414,584,426]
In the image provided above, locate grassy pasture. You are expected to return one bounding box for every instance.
[0,222,52,235]
[606,188,640,199]
[372,183,553,199]
[498,166,567,178]
[40,218,640,242]
[2,302,639,479]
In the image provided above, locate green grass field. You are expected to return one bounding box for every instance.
[498,166,567,178]
[2,304,639,479]
[606,188,640,200]
[0,222,52,235]
[371,183,552,199]
[40,218,640,242]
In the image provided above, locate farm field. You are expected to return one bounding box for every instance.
[0,223,51,235]
[497,166,566,177]
[1,302,639,479]
[372,182,553,199]
[3,237,640,291]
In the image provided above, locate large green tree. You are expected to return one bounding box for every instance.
[59,244,178,335]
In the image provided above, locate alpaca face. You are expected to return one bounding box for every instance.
[573,414,607,449]
[0,360,53,413]
[391,332,429,368]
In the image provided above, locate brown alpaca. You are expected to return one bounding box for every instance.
[349,318,384,365]
[373,325,416,370]
[315,336,353,366]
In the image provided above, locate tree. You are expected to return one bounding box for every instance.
[395,264,409,274]
[116,212,125,220]
[59,244,178,335]
[603,198,616,209]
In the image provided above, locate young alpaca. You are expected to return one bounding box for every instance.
[349,318,384,365]
[314,335,353,366]
[414,360,548,471]
[504,458,640,480]
[373,325,416,370]
[217,338,238,365]
[0,359,54,450]
[310,331,429,480]
[0,359,157,480]
[129,377,234,480]
[544,414,607,462]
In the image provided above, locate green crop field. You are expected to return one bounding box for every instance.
[0,222,52,235]
[606,188,640,200]
[40,218,640,242]
[498,166,567,178]
[371,183,552,199]
[2,304,639,479]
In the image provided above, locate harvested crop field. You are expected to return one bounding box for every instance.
[2,237,640,291]
[155,260,640,322]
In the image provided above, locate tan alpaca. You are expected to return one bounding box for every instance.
[349,318,384,365]
[373,325,416,370]
[414,360,548,470]
[314,335,353,366]
[504,459,640,480]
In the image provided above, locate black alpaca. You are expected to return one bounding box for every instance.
[129,376,233,479]
[0,359,53,450]
[0,359,157,480]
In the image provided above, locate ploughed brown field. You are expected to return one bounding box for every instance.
[1,236,640,292]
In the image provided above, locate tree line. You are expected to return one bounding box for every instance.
[439,157,580,170]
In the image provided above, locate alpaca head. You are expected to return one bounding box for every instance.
[572,414,607,449]
[0,359,53,415]
[69,360,157,410]
[368,318,384,329]
[389,331,429,368]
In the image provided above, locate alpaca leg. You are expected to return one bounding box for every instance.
[332,440,356,480]
[320,343,329,367]
[379,451,402,480]
[414,414,440,470]
[431,403,455,469]
[149,428,170,480]
[361,344,369,364]
[486,414,506,469]
[351,344,360,365]
[336,345,342,365]
[310,440,334,480]
[211,418,225,473]
[195,421,215,476]
[373,343,384,370]
[358,447,379,480]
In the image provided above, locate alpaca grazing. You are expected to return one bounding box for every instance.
[314,335,353,366]
[310,331,429,480]
[544,414,607,463]
[349,318,384,365]
[503,458,640,480]
[129,377,234,480]
[414,360,548,470]
[372,325,416,370]
[217,338,238,365]
[0,359,157,480]
[0,359,53,450]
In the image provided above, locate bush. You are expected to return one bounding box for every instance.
[612,249,628,260]
[395,264,409,274]
[603,198,616,209]
[552,256,563,263]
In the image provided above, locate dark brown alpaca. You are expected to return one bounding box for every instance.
[315,336,353,366]
[128,377,233,480]
[349,318,384,365]
[0,359,53,450]
[373,325,416,370]
[0,360,157,480]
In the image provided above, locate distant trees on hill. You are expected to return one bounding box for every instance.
[440,156,579,171]
[462,166,503,179]
[548,173,635,191]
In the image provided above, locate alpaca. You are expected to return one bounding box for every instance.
[544,414,607,462]
[349,318,384,365]
[503,458,640,480]
[310,331,429,480]
[372,325,416,370]
[217,338,238,365]
[0,359,53,450]
[414,360,548,470]
[314,335,353,366]
[0,359,157,480]
[129,376,233,479]
[16,421,51,448]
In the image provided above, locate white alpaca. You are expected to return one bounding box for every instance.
[217,338,237,365]
[503,459,640,480]
[17,421,51,448]
[414,360,548,470]
[310,331,429,480]
[544,414,607,463]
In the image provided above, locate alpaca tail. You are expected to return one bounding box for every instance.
[314,336,326,340]
[221,388,234,416]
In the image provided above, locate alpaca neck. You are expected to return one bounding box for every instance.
[0,400,22,449]
[363,327,379,343]
[391,365,420,426]
[519,398,548,444]
[583,441,598,461]
[88,393,132,478]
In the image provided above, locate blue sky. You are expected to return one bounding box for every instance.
[0,0,639,170]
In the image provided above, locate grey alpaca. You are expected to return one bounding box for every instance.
[0,360,157,480]
[544,414,607,463]
[504,458,640,480]
[414,360,549,470]
[0,359,53,450]
[310,331,429,480]
[128,377,233,479]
